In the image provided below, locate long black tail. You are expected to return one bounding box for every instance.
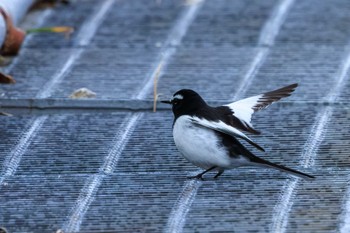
[249,155,315,180]
[228,134,315,179]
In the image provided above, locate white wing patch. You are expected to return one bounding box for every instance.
[190,116,265,152]
[225,83,298,129]
[225,94,262,127]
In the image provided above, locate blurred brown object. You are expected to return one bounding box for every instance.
[0,7,25,56]
[0,71,15,84]
[31,0,70,9]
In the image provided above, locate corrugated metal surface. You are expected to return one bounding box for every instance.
[1,0,350,232]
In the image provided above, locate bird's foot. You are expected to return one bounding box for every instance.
[214,171,224,179]
[186,167,217,180]
[186,174,204,180]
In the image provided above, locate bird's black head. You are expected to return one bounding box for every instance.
[161,89,207,118]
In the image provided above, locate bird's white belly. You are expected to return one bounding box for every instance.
[173,115,231,169]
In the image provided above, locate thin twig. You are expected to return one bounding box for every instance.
[0,111,13,116]
[153,61,164,112]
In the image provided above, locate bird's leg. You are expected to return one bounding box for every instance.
[214,170,224,179]
[187,166,217,180]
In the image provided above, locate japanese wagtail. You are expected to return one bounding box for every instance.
[161,83,314,180]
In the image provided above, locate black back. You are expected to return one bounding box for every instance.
[170,89,259,134]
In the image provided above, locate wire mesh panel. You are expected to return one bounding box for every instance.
[1,0,350,232]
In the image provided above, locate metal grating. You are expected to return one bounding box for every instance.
[15,112,128,175]
[181,0,277,47]
[81,174,185,232]
[0,116,32,166]
[89,0,182,48]
[1,0,350,232]
[243,45,346,102]
[274,0,350,46]
[1,48,74,98]
[0,176,87,232]
[50,48,158,99]
[24,0,97,49]
[157,47,259,101]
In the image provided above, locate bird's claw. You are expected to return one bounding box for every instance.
[186,174,204,180]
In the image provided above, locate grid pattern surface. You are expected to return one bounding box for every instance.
[1,0,350,232]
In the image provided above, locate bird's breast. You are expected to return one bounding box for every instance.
[173,115,231,169]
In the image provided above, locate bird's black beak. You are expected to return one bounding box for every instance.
[161,100,172,104]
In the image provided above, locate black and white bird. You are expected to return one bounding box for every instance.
[161,84,314,180]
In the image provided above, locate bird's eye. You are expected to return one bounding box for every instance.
[172,99,179,105]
